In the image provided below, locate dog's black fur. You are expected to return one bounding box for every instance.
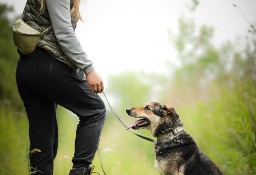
[126,102,223,175]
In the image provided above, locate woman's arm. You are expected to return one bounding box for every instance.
[46,0,104,93]
[45,0,94,75]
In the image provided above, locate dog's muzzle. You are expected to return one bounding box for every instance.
[126,109,151,130]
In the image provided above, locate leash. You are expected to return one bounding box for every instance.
[102,92,155,143]
[97,148,107,175]
[97,92,155,175]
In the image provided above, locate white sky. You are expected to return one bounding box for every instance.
[3,0,256,79]
[78,0,256,78]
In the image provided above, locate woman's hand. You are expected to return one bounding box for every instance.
[86,70,104,93]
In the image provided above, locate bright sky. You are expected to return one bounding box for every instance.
[3,0,256,79]
[77,0,256,78]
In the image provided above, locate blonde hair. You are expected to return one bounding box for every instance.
[39,0,82,23]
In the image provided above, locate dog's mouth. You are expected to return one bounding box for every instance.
[127,117,151,130]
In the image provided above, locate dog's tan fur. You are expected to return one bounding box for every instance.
[126,102,223,175]
[155,152,184,175]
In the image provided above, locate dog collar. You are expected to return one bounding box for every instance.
[157,126,184,141]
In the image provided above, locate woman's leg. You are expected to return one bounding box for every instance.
[25,96,57,175]
[16,49,106,174]
[47,65,106,169]
[16,53,58,175]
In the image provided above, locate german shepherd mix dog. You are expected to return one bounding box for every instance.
[126,102,223,175]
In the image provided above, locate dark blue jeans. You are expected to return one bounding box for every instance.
[16,48,106,175]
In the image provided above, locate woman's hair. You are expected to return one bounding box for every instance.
[39,0,81,22]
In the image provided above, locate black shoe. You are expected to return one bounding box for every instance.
[69,166,100,175]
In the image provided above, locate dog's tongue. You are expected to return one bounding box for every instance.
[127,119,148,130]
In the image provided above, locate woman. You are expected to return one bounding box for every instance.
[15,0,106,174]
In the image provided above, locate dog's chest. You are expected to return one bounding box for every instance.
[155,156,184,175]
[154,140,186,175]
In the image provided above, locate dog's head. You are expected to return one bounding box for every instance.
[126,102,182,137]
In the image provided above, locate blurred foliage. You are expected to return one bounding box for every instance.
[0,3,21,110]
[167,15,256,175]
[107,71,152,107]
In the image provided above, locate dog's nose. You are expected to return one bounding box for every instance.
[126,109,131,114]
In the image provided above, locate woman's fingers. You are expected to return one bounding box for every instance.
[90,83,103,93]
[87,71,104,93]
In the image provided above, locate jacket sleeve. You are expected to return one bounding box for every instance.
[45,0,94,74]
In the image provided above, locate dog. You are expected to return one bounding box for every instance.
[126,102,223,175]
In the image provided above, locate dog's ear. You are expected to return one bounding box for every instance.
[160,104,181,124]
[154,104,182,137]
[160,104,174,116]
[151,103,176,118]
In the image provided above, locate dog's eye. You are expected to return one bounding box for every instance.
[144,106,151,110]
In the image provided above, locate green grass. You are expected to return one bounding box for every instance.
[0,92,255,175]
[0,105,158,175]
[0,105,29,175]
